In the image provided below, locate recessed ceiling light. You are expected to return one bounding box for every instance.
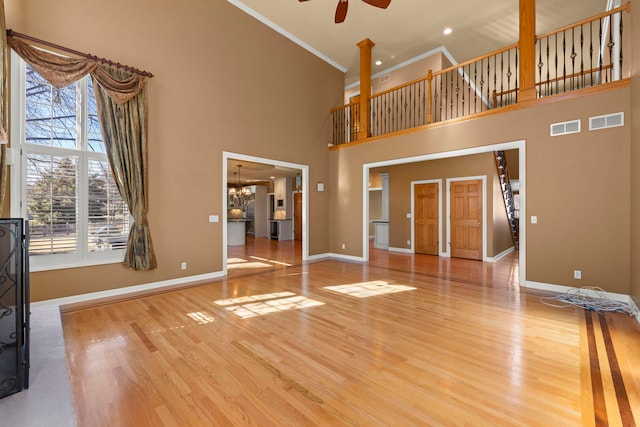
[375,60,382,66]
[443,27,453,35]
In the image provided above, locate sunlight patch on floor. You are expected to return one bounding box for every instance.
[227,261,274,270]
[225,295,324,319]
[187,311,216,324]
[214,291,296,306]
[226,256,292,270]
[250,256,292,266]
[324,280,416,298]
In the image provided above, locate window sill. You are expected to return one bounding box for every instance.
[30,253,126,272]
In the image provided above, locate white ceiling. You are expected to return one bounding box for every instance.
[229,0,609,86]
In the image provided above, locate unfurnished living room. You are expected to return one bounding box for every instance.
[1,0,640,426]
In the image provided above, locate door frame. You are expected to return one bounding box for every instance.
[410,179,443,256]
[445,176,487,260]
[222,151,309,275]
[362,140,526,286]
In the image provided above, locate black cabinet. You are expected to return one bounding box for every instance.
[0,219,30,399]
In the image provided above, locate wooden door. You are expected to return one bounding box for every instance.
[450,180,482,260]
[294,192,302,241]
[415,183,439,255]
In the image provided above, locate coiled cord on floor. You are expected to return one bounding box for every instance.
[540,286,639,317]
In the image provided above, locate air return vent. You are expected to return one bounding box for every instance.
[550,119,581,137]
[589,112,624,131]
[379,74,391,83]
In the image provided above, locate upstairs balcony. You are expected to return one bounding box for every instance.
[330,2,631,147]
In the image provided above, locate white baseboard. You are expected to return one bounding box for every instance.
[628,297,640,324]
[524,280,631,303]
[328,253,366,263]
[486,246,515,263]
[305,253,331,262]
[33,270,226,310]
[389,247,413,254]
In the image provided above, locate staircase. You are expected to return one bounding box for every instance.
[494,151,519,250]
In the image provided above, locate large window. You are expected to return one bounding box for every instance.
[11,54,129,271]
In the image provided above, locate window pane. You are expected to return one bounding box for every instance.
[87,79,105,153]
[25,65,77,149]
[26,154,78,255]
[88,160,129,252]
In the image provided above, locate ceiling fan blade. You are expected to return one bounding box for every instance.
[335,0,348,23]
[362,0,391,9]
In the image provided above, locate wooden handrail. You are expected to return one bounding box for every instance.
[370,75,429,99]
[432,42,519,79]
[536,2,631,40]
[492,64,614,99]
[330,103,353,114]
[370,42,520,100]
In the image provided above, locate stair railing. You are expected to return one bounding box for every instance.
[494,150,519,250]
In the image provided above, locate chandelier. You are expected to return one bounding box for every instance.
[228,164,252,207]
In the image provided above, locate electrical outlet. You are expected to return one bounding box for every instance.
[573,270,581,279]
[341,243,346,250]
[407,240,411,245]
[181,262,187,270]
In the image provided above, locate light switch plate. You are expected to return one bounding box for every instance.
[531,216,538,224]
[209,215,219,223]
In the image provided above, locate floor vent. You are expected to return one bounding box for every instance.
[589,112,624,131]
[550,119,581,137]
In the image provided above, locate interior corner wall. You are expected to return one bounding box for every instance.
[630,0,640,305]
[8,0,343,301]
[330,87,631,294]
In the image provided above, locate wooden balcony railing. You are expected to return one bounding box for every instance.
[330,2,631,146]
[431,43,519,121]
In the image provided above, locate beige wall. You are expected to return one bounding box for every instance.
[330,87,631,294]
[505,149,519,179]
[4,1,638,302]
[372,153,512,256]
[368,190,382,236]
[631,0,640,305]
[6,0,343,301]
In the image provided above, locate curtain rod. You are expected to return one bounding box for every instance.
[6,29,154,78]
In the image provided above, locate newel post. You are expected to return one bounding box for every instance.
[518,0,537,102]
[357,38,375,140]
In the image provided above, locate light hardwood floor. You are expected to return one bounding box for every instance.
[62,239,640,426]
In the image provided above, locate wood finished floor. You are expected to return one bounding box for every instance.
[62,238,640,426]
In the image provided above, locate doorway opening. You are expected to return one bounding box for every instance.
[363,140,526,285]
[223,152,309,276]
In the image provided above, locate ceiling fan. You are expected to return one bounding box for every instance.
[299,0,392,24]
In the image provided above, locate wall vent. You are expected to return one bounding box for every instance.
[379,74,391,83]
[550,119,581,137]
[589,112,624,131]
